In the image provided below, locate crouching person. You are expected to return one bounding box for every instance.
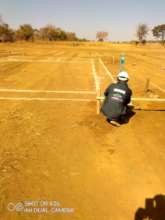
[101,71,132,127]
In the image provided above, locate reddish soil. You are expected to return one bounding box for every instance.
[0,42,164,220]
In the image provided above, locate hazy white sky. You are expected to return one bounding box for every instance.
[0,0,165,41]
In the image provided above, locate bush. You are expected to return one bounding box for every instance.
[16,24,34,41]
[0,23,15,42]
[0,21,79,42]
[130,40,139,45]
[141,39,147,45]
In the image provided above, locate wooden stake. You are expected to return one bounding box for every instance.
[96,88,101,114]
[144,78,150,94]
[112,56,115,64]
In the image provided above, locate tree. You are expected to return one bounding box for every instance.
[0,15,81,42]
[39,25,77,41]
[55,28,67,40]
[0,15,15,42]
[96,31,108,41]
[136,24,149,43]
[39,25,58,41]
[0,23,15,42]
[33,29,40,40]
[152,24,165,43]
[0,15,3,25]
[16,24,34,41]
[66,32,77,41]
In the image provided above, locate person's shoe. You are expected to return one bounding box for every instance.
[110,120,121,127]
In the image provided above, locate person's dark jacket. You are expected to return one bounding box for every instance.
[101,81,132,120]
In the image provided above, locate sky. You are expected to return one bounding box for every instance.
[0,0,165,41]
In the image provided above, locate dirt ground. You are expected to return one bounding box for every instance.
[0,42,165,220]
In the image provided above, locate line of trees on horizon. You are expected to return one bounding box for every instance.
[0,16,87,43]
[95,24,165,45]
[0,16,165,44]
[135,23,165,45]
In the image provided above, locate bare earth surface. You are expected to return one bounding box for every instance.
[0,42,164,220]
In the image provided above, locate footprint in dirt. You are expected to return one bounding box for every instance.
[76,113,115,137]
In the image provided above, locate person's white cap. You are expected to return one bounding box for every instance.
[117,71,129,81]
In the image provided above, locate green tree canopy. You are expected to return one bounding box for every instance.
[39,25,77,41]
[0,19,79,42]
[66,32,77,41]
[16,24,34,41]
[152,24,165,42]
[40,25,60,41]
[0,23,15,42]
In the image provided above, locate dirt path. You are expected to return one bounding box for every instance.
[0,43,164,220]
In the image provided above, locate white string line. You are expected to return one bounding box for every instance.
[91,59,100,92]
[132,72,165,94]
[0,97,95,102]
[97,96,165,102]
[150,82,165,93]
[99,58,165,94]
[0,52,65,59]
[130,70,165,94]
[132,97,165,102]
[99,58,115,82]
[0,89,96,94]
[54,57,88,60]
[91,59,101,114]
[0,60,90,64]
